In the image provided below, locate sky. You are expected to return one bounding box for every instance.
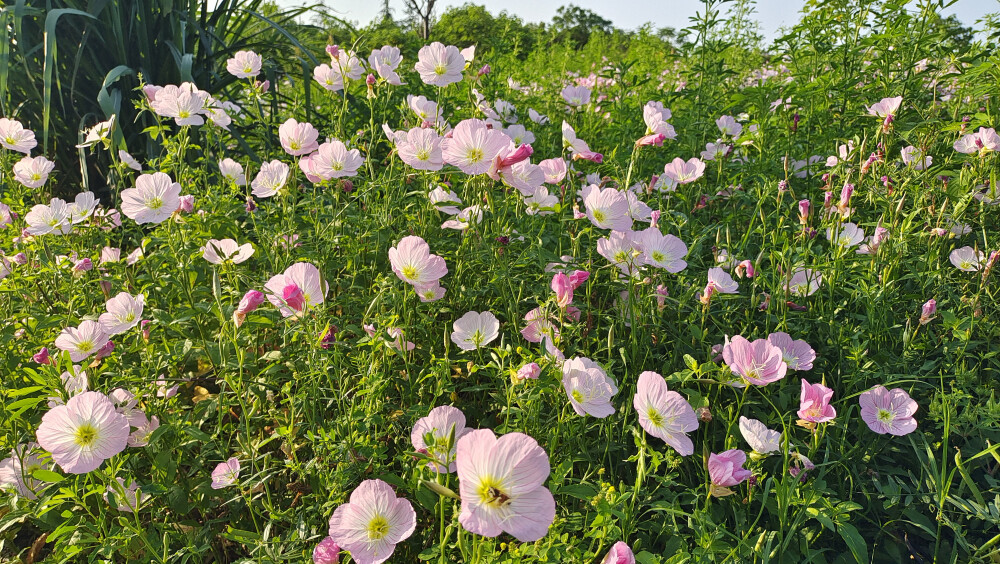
[276,0,999,40]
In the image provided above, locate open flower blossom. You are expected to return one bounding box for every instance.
[859,386,918,436]
[662,157,706,184]
[786,268,822,296]
[201,239,254,265]
[900,145,932,169]
[633,371,699,455]
[866,96,903,118]
[722,335,787,386]
[765,332,815,370]
[538,158,567,184]
[36,391,130,474]
[219,158,247,185]
[411,405,470,472]
[414,42,465,86]
[13,156,55,188]
[441,119,510,175]
[369,45,405,85]
[451,311,500,351]
[561,85,592,106]
[279,118,320,156]
[826,222,864,248]
[634,227,687,272]
[699,267,739,303]
[251,160,290,198]
[708,449,752,494]
[953,127,1000,154]
[105,478,146,512]
[226,50,262,78]
[562,357,618,418]
[521,307,558,343]
[389,236,448,287]
[121,172,182,224]
[738,416,780,455]
[0,117,38,153]
[797,379,836,423]
[55,320,110,362]
[264,262,328,318]
[949,246,984,271]
[99,292,145,335]
[211,457,240,489]
[584,186,632,231]
[455,429,555,542]
[597,230,641,277]
[149,83,210,126]
[25,198,73,235]
[716,115,743,137]
[428,186,462,214]
[397,127,444,171]
[304,140,365,181]
[328,479,416,564]
[858,226,889,255]
[0,444,49,499]
[602,542,636,564]
[561,121,603,162]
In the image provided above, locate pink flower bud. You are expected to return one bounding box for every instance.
[10,252,27,265]
[320,325,337,349]
[312,536,341,564]
[735,260,755,278]
[655,284,668,311]
[99,280,113,299]
[33,347,50,365]
[839,183,854,210]
[516,362,541,380]
[95,340,115,360]
[72,258,93,274]
[823,191,833,209]
[650,210,661,227]
[798,199,810,223]
[635,133,666,147]
[919,298,936,325]
[325,44,340,60]
[477,64,490,77]
[260,79,270,93]
[551,272,573,307]
[234,290,266,327]
[141,319,152,342]
[568,270,590,289]
[177,195,195,214]
[366,73,377,86]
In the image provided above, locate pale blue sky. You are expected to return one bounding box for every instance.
[277,0,999,39]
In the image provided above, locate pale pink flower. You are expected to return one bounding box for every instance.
[411,405,470,472]
[562,357,618,418]
[119,172,181,225]
[211,457,240,489]
[634,227,687,272]
[708,449,752,487]
[789,452,815,478]
[279,118,319,156]
[584,186,632,231]
[786,268,822,296]
[306,140,364,180]
[149,83,209,126]
[521,307,558,343]
[597,230,641,277]
[127,414,160,447]
[723,335,787,386]
[716,115,743,137]
[55,321,109,362]
[0,444,49,499]
[441,119,509,175]
[561,85,591,106]
[368,46,405,85]
[738,416,780,454]
[699,267,739,303]
[328,479,416,564]
[859,386,918,436]
[516,362,541,380]
[251,160,289,198]
[798,379,836,423]
[504,124,534,146]
[201,239,254,265]
[539,158,567,184]
[24,198,72,235]
[954,127,1000,154]
[414,42,465,87]
[119,150,142,171]
[219,158,246,185]
[602,542,635,564]
[949,246,984,271]
[13,156,55,188]
[68,191,99,224]
[36,391,130,474]
[388,236,448,287]
[900,145,932,170]
[700,142,730,161]
[226,50,262,78]
[501,160,545,196]
[528,108,548,124]
[313,537,341,564]
[561,121,603,162]
[406,94,440,124]
[451,311,500,351]
[264,262,328,318]
[523,186,559,215]
[662,157,705,184]
[0,118,37,153]
[314,64,345,92]
[428,186,462,215]
[105,477,146,512]
[385,328,415,352]
[826,222,864,248]
[456,429,555,542]
[765,332,815,370]
[866,96,903,117]
[397,127,443,171]
[99,292,145,335]
[633,371,698,455]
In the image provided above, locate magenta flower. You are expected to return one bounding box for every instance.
[411,405,470,473]
[859,386,918,436]
[211,457,240,489]
[264,262,328,318]
[328,479,416,564]
[36,391,130,474]
[234,290,266,326]
[797,379,836,423]
[456,429,555,542]
[765,332,815,371]
[562,357,618,418]
[313,537,341,564]
[602,541,636,564]
[722,336,787,386]
[708,449,752,488]
[551,272,573,307]
[278,118,320,156]
[414,42,465,86]
[633,371,698,455]
[662,157,705,184]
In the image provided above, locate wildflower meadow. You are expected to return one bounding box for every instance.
[1,0,999,562]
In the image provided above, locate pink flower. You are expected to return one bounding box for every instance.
[389,236,448,287]
[859,386,918,436]
[148,83,209,126]
[234,290,266,326]
[314,64,345,92]
[551,272,573,307]
[858,226,889,255]
[36,391,130,474]
[211,457,240,489]
[201,239,254,265]
[716,115,743,137]
[368,45,405,85]
[411,405,470,472]
[521,307,558,343]
[313,537,341,564]
[797,379,836,423]
[441,119,510,175]
[451,311,500,351]
[734,259,755,278]
[949,246,984,271]
[516,362,541,380]
[633,371,698,455]
[662,157,705,184]
[919,298,936,325]
[226,50,262,78]
[0,118,38,153]
[414,42,465,86]
[601,541,636,564]
[561,85,592,106]
[55,321,110,362]
[279,118,319,156]
[562,357,618,418]
[305,140,364,180]
[264,262,328,317]
[13,156,55,188]
[738,416,780,454]
[699,267,739,304]
[120,172,182,225]
[397,127,443,171]
[866,96,902,118]
[634,227,687,272]
[597,230,641,277]
[561,121,603,162]
[786,268,822,297]
[722,336,787,386]
[954,127,1000,154]
[456,429,555,542]
[99,292,145,335]
[569,270,590,289]
[765,332,815,371]
[900,145,932,170]
[584,186,632,231]
[708,449,752,487]
[328,479,416,564]
[219,158,246,185]
[539,158,567,184]
[250,160,290,198]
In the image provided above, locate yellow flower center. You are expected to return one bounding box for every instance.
[592,210,606,223]
[147,197,163,210]
[366,515,390,540]
[571,389,584,402]
[74,423,98,447]
[434,64,447,75]
[416,149,430,161]
[476,477,511,508]
[651,251,665,262]
[402,265,418,280]
[465,148,484,163]
[646,407,663,427]
[76,340,94,352]
[877,408,893,423]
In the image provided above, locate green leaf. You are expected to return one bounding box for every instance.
[837,523,868,563]
[32,469,64,483]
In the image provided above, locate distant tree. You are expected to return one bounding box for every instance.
[552,4,613,48]
[404,0,437,40]
[432,4,536,57]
